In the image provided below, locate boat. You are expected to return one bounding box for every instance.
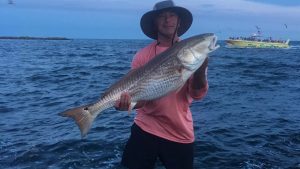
[226,27,290,48]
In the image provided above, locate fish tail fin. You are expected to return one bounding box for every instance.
[59,105,95,138]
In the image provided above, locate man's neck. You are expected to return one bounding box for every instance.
[157,34,179,47]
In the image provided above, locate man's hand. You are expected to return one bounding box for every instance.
[114,92,131,111]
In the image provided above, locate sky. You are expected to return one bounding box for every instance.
[0,0,300,40]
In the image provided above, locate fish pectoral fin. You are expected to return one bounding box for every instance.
[176,66,183,74]
[127,102,137,115]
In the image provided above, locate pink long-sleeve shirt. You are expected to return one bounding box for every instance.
[131,41,208,143]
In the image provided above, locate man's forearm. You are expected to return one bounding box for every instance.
[192,57,208,89]
[192,69,207,89]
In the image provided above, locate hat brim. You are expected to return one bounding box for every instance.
[140,6,193,40]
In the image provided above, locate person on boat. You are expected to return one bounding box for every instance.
[114,0,209,169]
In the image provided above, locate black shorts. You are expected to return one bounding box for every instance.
[121,123,194,169]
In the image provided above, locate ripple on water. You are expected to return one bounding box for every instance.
[1,40,300,168]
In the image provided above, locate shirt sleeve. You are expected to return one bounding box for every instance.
[131,48,148,69]
[131,53,140,69]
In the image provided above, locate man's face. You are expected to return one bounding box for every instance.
[155,10,179,38]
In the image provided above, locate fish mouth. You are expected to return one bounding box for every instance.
[209,35,220,51]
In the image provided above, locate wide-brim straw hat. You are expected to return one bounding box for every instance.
[140,0,193,39]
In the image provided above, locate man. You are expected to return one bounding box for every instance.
[115,1,208,169]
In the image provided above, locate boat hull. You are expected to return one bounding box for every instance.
[226,40,289,48]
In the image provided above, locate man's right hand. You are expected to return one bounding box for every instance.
[114,92,132,111]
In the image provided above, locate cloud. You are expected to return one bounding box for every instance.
[1,0,151,12]
[181,0,300,17]
[176,0,299,39]
[1,0,299,39]
[4,0,300,18]
[245,0,300,7]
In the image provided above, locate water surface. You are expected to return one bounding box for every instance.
[0,39,299,168]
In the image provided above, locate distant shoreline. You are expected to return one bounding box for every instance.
[0,36,71,40]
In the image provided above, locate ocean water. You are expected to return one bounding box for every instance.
[0,39,299,169]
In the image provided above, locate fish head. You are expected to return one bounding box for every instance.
[178,33,219,71]
[190,33,219,55]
